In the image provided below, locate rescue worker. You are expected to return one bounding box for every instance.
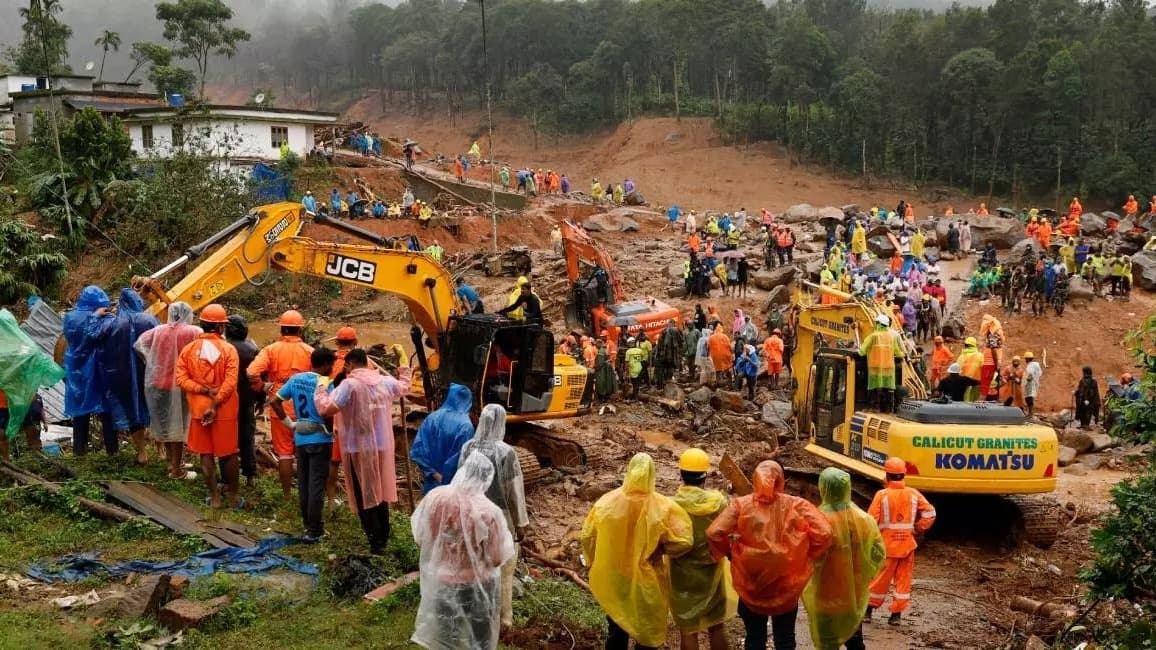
[850,222,867,260]
[1037,217,1053,249]
[928,336,954,390]
[87,287,159,463]
[225,315,260,485]
[624,338,644,400]
[64,286,113,456]
[174,304,241,510]
[639,335,653,386]
[655,320,684,386]
[999,355,1026,409]
[1023,351,1043,416]
[1074,366,1101,429]
[859,314,903,412]
[410,384,476,494]
[977,203,989,216]
[763,329,785,388]
[247,310,314,499]
[1068,196,1082,221]
[459,404,528,631]
[707,325,734,389]
[582,453,694,650]
[866,457,936,626]
[134,302,201,479]
[594,339,618,403]
[683,322,701,378]
[669,449,736,650]
[500,276,540,323]
[591,178,604,202]
[1124,194,1139,217]
[707,461,833,650]
[411,453,514,650]
[425,239,443,263]
[956,337,985,402]
[735,344,759,401]
[937,363,977,402]
[803,468,886,650]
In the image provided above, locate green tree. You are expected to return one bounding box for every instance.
[93,29,121,82]
[506,64,563,149]
[124,41,172,83]
[767,10,835,105]
[0,216,68,303]
[7,0,72,76]
[149,65,197,98]
[155,0,252,99]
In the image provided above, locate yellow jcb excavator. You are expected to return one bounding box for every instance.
[790,282,1061,547]
[133,202,596,470]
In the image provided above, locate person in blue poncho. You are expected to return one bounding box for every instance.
[64,285,115,456]
[410,383,475,494]
[86,288,158,462]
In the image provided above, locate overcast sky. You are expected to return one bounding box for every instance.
[0,0,992,79]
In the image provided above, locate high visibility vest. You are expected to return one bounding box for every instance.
[777,232,792,247]
[879,490,921,556]
[957,349,983,381]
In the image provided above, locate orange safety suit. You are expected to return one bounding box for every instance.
[928,343,954,387]
[247,335,314,459]
[1025,222,1039,239]
[999,363,1026,408]
[977,204,989,216]
[1037,221,1052,249]
[174,333,240,457]
[867,479,935,614]
[688,233,701,253]
[707,329,733,372]
[1059,218,1079,237]
[1124,196,1139,217]
[706,461,833,616]
[776,230,792,249]
[583,342,597,369]
[763,335,785,375]
[903,204,914,221]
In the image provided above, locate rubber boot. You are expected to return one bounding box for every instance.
[864,607,873,622]
[888,613,901,626]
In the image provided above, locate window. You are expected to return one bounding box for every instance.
[171,123,184,148]
[270,126,289,148]
[141,124,154,149]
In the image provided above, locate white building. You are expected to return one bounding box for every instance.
[120,105,339,168]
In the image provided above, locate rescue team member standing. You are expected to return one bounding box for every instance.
[707,460,833,650]
[582,453,694,650]
[859,314,903,412]
[247,310,314,500]
[174,304,241,510]
[866,457,936,626]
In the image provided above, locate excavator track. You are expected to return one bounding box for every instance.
[505,422,610,482]
[1005,494,1061,549]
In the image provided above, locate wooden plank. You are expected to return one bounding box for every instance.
[105,481,255,549]
[363,571,419,602]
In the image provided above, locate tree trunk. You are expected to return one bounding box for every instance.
[673,58,680,122]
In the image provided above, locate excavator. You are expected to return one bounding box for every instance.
[560,220,681,343]
[131,202,596,470]
[789,282,1061,548]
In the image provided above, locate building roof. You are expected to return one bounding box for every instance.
[120,104,339,123]
[12,88,161,101]
[63,97,160,113]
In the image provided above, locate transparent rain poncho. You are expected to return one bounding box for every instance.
[411,453,514,650]
[0,309,64,439]
[134,302,201,442]
[803,468,886,650]
[458,404,528,532]
[581,453,693,648]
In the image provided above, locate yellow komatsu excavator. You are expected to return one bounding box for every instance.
[133,202,595,470]
[790,282,1060,547]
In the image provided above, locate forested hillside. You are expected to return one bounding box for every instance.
[232,0,1155,204]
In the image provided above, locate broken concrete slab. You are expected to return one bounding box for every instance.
[118,574,171,619]
[159,596,230,631]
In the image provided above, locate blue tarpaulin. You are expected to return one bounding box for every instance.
[251,163,290,202]
[27,536,318,582]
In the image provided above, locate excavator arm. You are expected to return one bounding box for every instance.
[561,220,625,303]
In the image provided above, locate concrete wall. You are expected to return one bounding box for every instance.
[401,169,527,210]
[128,119,313,160]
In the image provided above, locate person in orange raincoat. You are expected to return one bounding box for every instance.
[1069,196,1082,220]
[803,468,886,650]
[1124,194,1139,217]
[763,329,785,387]
[247,310,314,499]
[1037,218,1053,249]
[999,355,1026,408]
[1059,216,1080,237]
[928,336,954,389]
[707,461,833,650]
[174,304,241,510]
[903,203,914,221]
[707,326,734,386]
[688,232,701,254]
[977,203,989,216]
[1025,216,1039,239]
[866,457,936,626]
[582,336,597,369]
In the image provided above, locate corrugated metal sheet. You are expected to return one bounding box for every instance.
[19,301,66,424]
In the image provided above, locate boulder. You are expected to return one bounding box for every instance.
[1060,428,1094,454]
[577,480,619,501]
[937,217,1022,250]
[1089,433,1118,452]
[841,204,860,216]
[818,206,845,220]
[623,190,646,206]
[761,400,793,427]
[940,306,968,340]
[1011,238,1043,259]
[1057,446,1078,467]
[1080,213,1107,237]
[1068,276,1095,303]
[782,203,820,223]
[1131,250,1156,290]
[866,225,898,257]
[663,382,686,403]
[1080,454,1103,470]
[751,266,797,291]
[666,286,688,299]
[583,213,640,232]
[668,262,686,280]
[1064,462,1088,476]
[765,285,790,305]
[688,386,713,404]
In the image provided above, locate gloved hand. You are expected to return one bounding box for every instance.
[282,417,295,432]
[391,344,409,366]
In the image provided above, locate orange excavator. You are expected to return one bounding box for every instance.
[560,220,681,342]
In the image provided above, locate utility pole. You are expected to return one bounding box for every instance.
[31,0,74,233]
[479,0,498,252]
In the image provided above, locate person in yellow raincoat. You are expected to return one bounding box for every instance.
[591,178,604,202]
[859,314,904,412]
[505,276,536,320]
[669,449,737,650]
[582,453,693,650]
[613,184,625,204]
[850,221,867,260]
[803,468,886,650]
[911,228,925,259]
[956,337,985,402]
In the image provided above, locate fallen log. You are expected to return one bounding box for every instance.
[1010,595,1077,620]
[0,462,137,522]
[638,393,682,411]
[522,546,590,591]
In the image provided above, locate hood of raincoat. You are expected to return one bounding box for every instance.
[168,302,194,324]
[515,276,529,288]
[473,403,506,445]
[674,485,727,517]
[225,314,248,340]
[622,452,656,495]
[443,382,473,413]
[450,451,495,495]
[0,309,64,440]
[980,314,1002,339]
[77,285,110,311]
[818,468,852,512]
[752,460,785,504]
[117,288,145,314]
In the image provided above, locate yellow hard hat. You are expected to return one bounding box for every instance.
[678,448,711,473]
[1024,351,1034,359]
[965,336,977,347]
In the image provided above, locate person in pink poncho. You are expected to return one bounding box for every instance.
[314,348,412,554]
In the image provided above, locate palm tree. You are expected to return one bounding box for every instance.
[94,30,121,82]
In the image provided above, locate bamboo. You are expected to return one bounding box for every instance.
[397,397,416,512]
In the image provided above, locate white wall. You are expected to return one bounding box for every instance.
[0,75,36,104]
[128,118,314,161]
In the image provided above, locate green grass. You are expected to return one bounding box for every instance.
[0,451,604,648]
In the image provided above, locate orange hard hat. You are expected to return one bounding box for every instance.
[278,310,305,327]
[200,303,228,324]
[335,326,358,341]
[883,457,906,474]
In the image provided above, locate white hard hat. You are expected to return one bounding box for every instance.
[948,363,962,374]
[875,314,890,326]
